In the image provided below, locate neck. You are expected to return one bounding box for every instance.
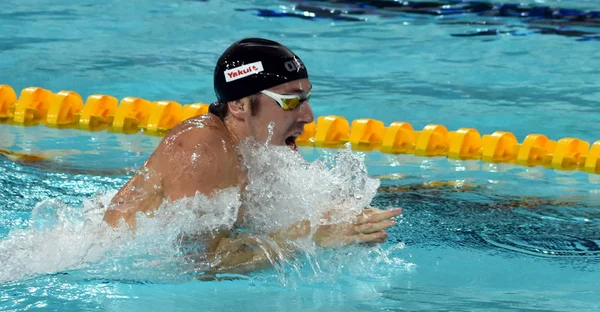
[222,115,248,146]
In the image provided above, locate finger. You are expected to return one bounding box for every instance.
[361,207,382,215]
[344,231,388,245]
[356,208,402,224]
[354,219,397,234]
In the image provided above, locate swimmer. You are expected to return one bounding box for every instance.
[103,38,402,274]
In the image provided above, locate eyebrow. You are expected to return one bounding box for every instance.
[286,84,313,94]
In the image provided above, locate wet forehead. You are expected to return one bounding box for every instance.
[271,79,312,94]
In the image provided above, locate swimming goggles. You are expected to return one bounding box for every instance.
[260,89,311,111]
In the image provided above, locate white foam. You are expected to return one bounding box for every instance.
[241,140,379,234]
[0,140,411,284]
[0,188,241,283]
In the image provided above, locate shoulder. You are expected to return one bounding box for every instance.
[152,114,242,196]
[163,114,229,148]
[157,114,236,161]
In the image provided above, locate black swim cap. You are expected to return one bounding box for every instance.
[213,38,309,103]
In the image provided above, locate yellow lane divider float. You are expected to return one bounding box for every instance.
[1,84,599,174]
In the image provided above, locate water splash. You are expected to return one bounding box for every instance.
[265,121,275,146]
[234,140,412,284]
[0,140,411,285]
[241,141,378,233]
[0,188,241,284]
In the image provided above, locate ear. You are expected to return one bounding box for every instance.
[227,97,251,121]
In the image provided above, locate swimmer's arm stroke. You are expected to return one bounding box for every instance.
[103,154,165,229]
[162,129,401,275]
[151,128,291,274]
[101,126,278,275]
[201,227,302,276]
[202,207,402,276]
[103,124,240,229]
[103,124,401,275]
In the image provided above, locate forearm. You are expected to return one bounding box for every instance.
[202,219,313,275]
[206,233,297,275]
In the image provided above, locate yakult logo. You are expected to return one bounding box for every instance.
[224,61,264,82]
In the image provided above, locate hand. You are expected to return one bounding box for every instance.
[313,208,402,248]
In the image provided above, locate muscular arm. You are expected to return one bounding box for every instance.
[103,155,164,228]
[202,207,403,275]
[156,125,293,274]
[203,221,311,275]
[103,117,240,229]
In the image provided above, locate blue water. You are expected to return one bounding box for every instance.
[2,0,600,311]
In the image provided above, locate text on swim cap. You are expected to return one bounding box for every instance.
[224,61,264,82]
[284,59,305,72]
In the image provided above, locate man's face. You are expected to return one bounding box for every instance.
[246,78,314,150]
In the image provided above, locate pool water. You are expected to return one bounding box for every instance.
[2,0,600,311]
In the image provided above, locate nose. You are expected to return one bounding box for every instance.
[297,101,314,124]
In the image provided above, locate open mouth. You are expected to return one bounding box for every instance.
[285,135,298,151]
